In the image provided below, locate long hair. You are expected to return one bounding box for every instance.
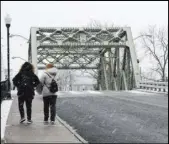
[19,62,35,73]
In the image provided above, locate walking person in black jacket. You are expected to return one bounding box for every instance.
[13,62,40,124]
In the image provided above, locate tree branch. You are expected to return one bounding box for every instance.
[141,25,168,81]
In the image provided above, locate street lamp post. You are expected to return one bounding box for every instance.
[5,14,12,99]
[9,34,29,43]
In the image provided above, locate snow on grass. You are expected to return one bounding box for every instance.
[86,91,102,94]
[69,90,102,95]
[57,91,71,96]
[69,91,82,94]
[129,89,168,95]
[128,90,154,95]
[1,100,13,141]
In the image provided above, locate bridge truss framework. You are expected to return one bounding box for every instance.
[28,27,140,90]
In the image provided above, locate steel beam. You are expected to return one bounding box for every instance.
[101,55,108,90]
[126,48,131,89]
[28,26,139,91]
[38,52,100,55]
[116,48,120,90]
[109,48,117,90]
[31,27,38,74]
[123,27,140,88]
[38,65,98,70]
[38,43,127,48]
[122,48,128,90]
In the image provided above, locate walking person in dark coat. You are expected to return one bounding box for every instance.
[13,62,40,124]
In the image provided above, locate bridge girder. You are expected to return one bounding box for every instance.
[28,27,140,90]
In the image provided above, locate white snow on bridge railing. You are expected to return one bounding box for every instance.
[139,81,168,93]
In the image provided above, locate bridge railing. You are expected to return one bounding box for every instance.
[1,80,9,103]
[139,81,168,93]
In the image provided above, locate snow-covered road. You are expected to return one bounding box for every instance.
[56,90,168,143]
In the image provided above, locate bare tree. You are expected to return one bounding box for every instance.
[87,19,114,28]
[141,25,168,81]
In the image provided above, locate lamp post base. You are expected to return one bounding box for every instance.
[6,91,12,99]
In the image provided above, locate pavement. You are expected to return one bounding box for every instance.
[3,90,168,143]
[4,94,84,143]
[56,91,168,143]
[1,99,13,144]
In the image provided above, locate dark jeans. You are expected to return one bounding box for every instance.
[43,96,57,121]
[18,97,33,120]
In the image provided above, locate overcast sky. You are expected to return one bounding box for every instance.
[1,1,168,81]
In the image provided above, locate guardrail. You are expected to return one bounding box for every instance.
[139,81,168,93]
[1,80,9,103]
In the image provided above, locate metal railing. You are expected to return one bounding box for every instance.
[1,80,9,103]
[139,81,168,93]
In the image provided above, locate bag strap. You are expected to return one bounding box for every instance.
[44,72,56,89]
[45,72,52,78]
[43,73,49,90]
[45,72,56,82]
[45,72,56,79]
[44,72,57,92]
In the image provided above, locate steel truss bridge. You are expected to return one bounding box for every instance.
[28,27,140,90]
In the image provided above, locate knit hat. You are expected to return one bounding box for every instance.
[46,63,54,69]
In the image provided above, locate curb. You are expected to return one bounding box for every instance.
[56,115,88,143]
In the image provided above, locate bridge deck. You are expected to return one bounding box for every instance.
[3,90,168,143]
[4,94,81,143]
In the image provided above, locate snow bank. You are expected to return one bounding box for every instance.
[129,90,154,94]
[69,91,82,94]
[1,100,13,141]
[86,91,102,94]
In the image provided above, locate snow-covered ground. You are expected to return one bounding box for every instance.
[85,90,102,94]
[1,99,13,142]
[57,90,164,98]
[1,90,16,142]
[128,90,155,95]
[69,91,102,95]
[133,89,168,95]
[1,89,167,143]
[69,91,82,94]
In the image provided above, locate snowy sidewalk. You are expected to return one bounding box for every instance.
[1,90,17,143]
[4,93,86,143]
[1,99,13,144]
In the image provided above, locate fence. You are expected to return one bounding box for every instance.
[139,81,168,93]
[1,80,9,103]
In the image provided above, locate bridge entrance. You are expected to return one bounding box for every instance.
[28,27,140,90]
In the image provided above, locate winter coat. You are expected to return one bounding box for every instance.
[13,71,40,99]
[39,67,59,97]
